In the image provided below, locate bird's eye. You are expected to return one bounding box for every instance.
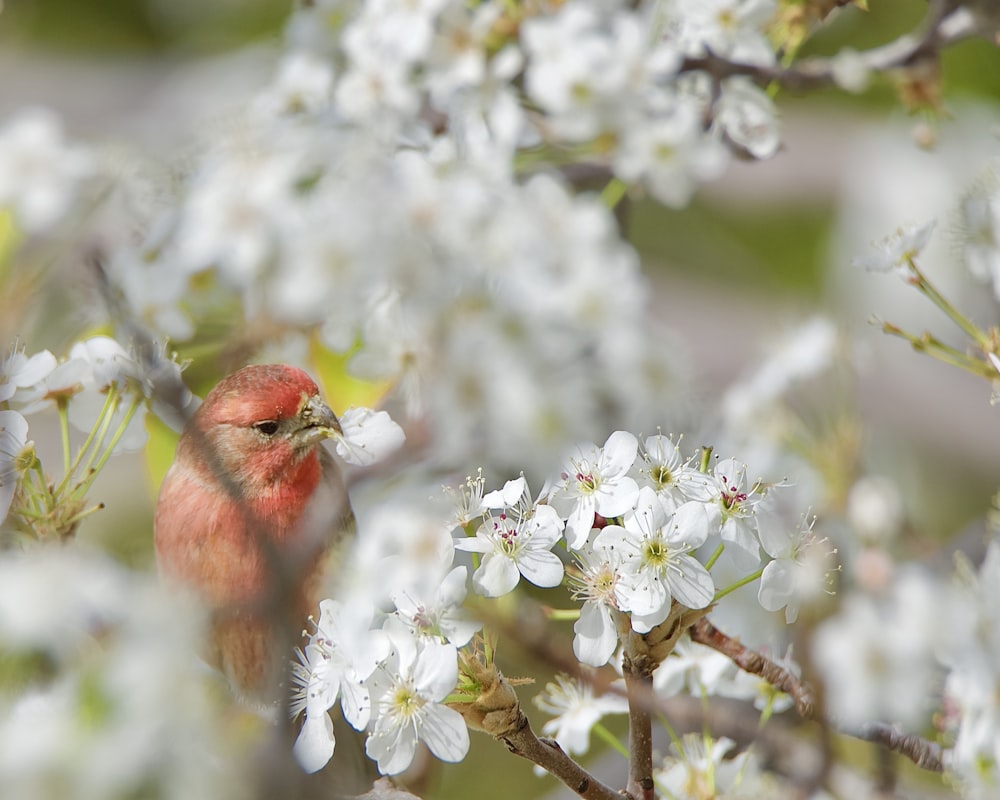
[253,420,280,436]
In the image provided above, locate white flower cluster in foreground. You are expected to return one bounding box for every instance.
[292,430,826,775]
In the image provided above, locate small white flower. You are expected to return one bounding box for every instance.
[1,346,57,403]
[65,337,148,454]
[705,457,766,570]
[655,733,756,798]
[548,430,640,550]
[0,107,95,232]
[632,434,715,510]
[533,674,628,757]
[365,628,469,775]
[758,516,836,624]
[291,599,388,773]
[667,0,778,67]
[595,487,714,633]
[0,410,29,526]
[852,220,936,277]
[391,565,481,647]
[330,406,405,467]
[568,532,624,667]
[455,476,564,596]
[714,76,780,160]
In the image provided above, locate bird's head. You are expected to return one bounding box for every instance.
[184,364,341,494]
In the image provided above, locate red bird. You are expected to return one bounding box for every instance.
[154,364,355,705]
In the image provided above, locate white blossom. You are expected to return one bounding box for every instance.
[0,107,95,232]
[330,406,406,467]
[292,599,388,773]
[533,674,628,757]
[365,627,469,775]
[595,487,714,633]
[548,431,640,550]
[852,220,936,277]
[455,476,565,596]
[391,565,480,647]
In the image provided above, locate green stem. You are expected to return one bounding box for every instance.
[600,178,628,210]
[53,388,118,498]
[545,608,582,622]
[713,568,764,602]
[703,543,725,571]
[882,323,993,377]
[57,399,71,476]
[76,386,121,486]
[592,723,629,759]
[60,502,106,530]
[74,394,142,498]
[910,260,990,347]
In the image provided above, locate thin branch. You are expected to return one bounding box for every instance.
[498,710,628,800]
[623,662,655,800]
[852,722,945,773]
[679,0,975,93]
[690,618,815,718]
[690,617,946,776]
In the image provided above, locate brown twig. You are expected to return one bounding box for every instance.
[690,617,947,778]
[690,617,815,718]
[623,662,655,800]
[678,0,973,93]
[853,722,945,773]
[499,710,627,800]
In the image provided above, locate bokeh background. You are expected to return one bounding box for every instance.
[2,1,1000,797]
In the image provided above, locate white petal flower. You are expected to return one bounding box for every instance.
[568,532,624,667]
[632,434,716,509]
[852,220,936,277]
[1,347,57,403]
[455,477,565,596]
[331,406,405,466]
[291,599,388,773]
[758,516,836,624]
[365,630,469,775]
[533,674,628,757]
[704,457,767,570]
[0,410,29,526]
[548,430,640,549]
[392,565,481,647]
[595,487,714,633]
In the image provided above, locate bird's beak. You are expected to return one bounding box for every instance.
[292,394,342,450]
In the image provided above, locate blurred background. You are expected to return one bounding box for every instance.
[2,0,999,797]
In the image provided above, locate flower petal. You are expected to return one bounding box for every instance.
[473,552,520,597]
[419,704,470,764]
[666,555,715,610]
[293,712,336,774]
[334,407,405,466]
[516,547,564,588]
[573,601,619,667]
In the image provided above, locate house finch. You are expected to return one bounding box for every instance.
[154,364,355,706]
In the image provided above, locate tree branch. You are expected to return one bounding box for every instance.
[689,617,946,775]
[679,0,980,92]
[689,618,815,718]
[499,710,628,800]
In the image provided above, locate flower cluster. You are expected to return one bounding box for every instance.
[456,432,820,668]
[291,576,475,776]
[0,338,189,540]
[291,430,822,776]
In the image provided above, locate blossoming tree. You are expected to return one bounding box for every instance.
[2,0,1000,799]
